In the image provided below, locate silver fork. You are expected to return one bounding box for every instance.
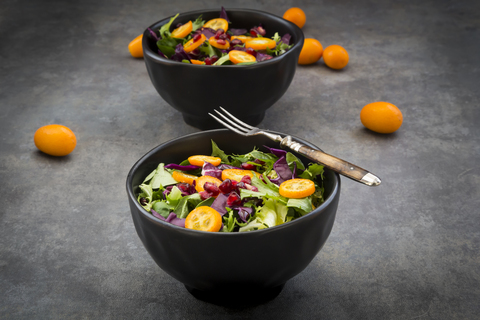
[209,107,381,186]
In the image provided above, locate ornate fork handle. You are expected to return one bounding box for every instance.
[280,135,381,186]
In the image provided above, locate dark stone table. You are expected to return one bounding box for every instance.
[1,0,478,318]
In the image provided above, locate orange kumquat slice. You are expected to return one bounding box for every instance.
[279,179,315,198]
[185,206,223,232]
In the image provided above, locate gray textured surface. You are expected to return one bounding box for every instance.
[1,0,479,319]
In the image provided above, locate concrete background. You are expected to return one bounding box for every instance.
[1,0,479,319]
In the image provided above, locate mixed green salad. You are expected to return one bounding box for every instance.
[137,141,325,232]
[148,7,293,65]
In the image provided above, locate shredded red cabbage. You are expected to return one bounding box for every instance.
[230,28,248,35]
[151,210,186,227]
[211,193,229,215]
[220,6,231,23]
[170,43,191,62]
[164,163,201,171]
[201,163,223,180]
[280,33,291,45]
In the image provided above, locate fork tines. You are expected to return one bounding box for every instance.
[209,107,255,136]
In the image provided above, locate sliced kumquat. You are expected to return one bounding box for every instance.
[231,35,254,43]
[171,21,193,38]
[209,36,230,49]
[188,155,222,167]
[228,50,256,64]
[195,175,223,193]
[185,206,223,232]
[221,169,260,182]
[279,179,316,199]
[245,38,277,50]
[203,18,229,31]
[190,59,205,65]
[183,34,206,53]
[172,171,198,185]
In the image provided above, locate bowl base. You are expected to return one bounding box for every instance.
[182,112,266,130]
[185,283,285,306]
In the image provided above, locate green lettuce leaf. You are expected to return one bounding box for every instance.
[150,163,178,189]
[192,15,205,31]
[159,13,179,39]
[287,197,313,215]
[173,193,202,219]
[152,201,173,218]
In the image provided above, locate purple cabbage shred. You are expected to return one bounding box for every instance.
[230,28,248,35]
[148,27,160,41]
[211,193,229,215]
[280,33,291,45]
[170,43,191,62]
[220,6,231,23]
[202,162,223,180]
[164,163,201,171]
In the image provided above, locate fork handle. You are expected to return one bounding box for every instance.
[281,137,381,186]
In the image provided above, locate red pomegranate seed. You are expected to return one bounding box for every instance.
[199,191,211,200]
[219,179,233,194]
[204,57,212,65]
[226,192,242,206]
[245,183,258,192]
[193,34,201,42]
[177,183,190,192]
[211,55,219,63]
[257,26,266,36]
[240,175,252,185]
[237,181,246,189]
[219,33,227,40]
[204,182,220,196]
[241,163,256,171]
[246,47,257,57]
[250,29,258,37]
[217,39,226,45]
[231,39,242,47]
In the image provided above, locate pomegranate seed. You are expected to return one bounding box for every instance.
[257,26,266,36]
[204,182,220,196]
[140,197,148,206]
[250,29,258,37]
[246,47,257,57]
[245,183,258,192]
[204,57,212,65]
[237,181,246,189]
[226,192,242,206]
[254,159,265,165]
[177,183,190,192]
[226,33,231,40]
[219,33,227,40]
[240,175,252,185]
[241,163,256,171]
[193,34,201,42]
[176,23,183,28]
[199,191,211,200]
[211,55,219,63]
[231,39,242,47]
[217,28,225,34]
[231,180,238,187]
[219,179,233,194]
[217,39,226,45]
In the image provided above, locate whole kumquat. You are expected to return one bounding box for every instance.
[34,124,77,156]
[298,38,323,65]
[323,44,349,70]
[128,34,143,58]
[185,206,223,232]
[283,7,306,29]
[188,155,222,167]
[279,179,315,199]
[360,101,403,134]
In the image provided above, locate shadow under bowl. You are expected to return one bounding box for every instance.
[142,8,305,130]
[126,129,340,303]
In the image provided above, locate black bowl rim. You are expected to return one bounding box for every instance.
[126,129,340,236]
[142,7,305,68]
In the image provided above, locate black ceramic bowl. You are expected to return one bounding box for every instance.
[142,8,305,130]
[126,129,341,302]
